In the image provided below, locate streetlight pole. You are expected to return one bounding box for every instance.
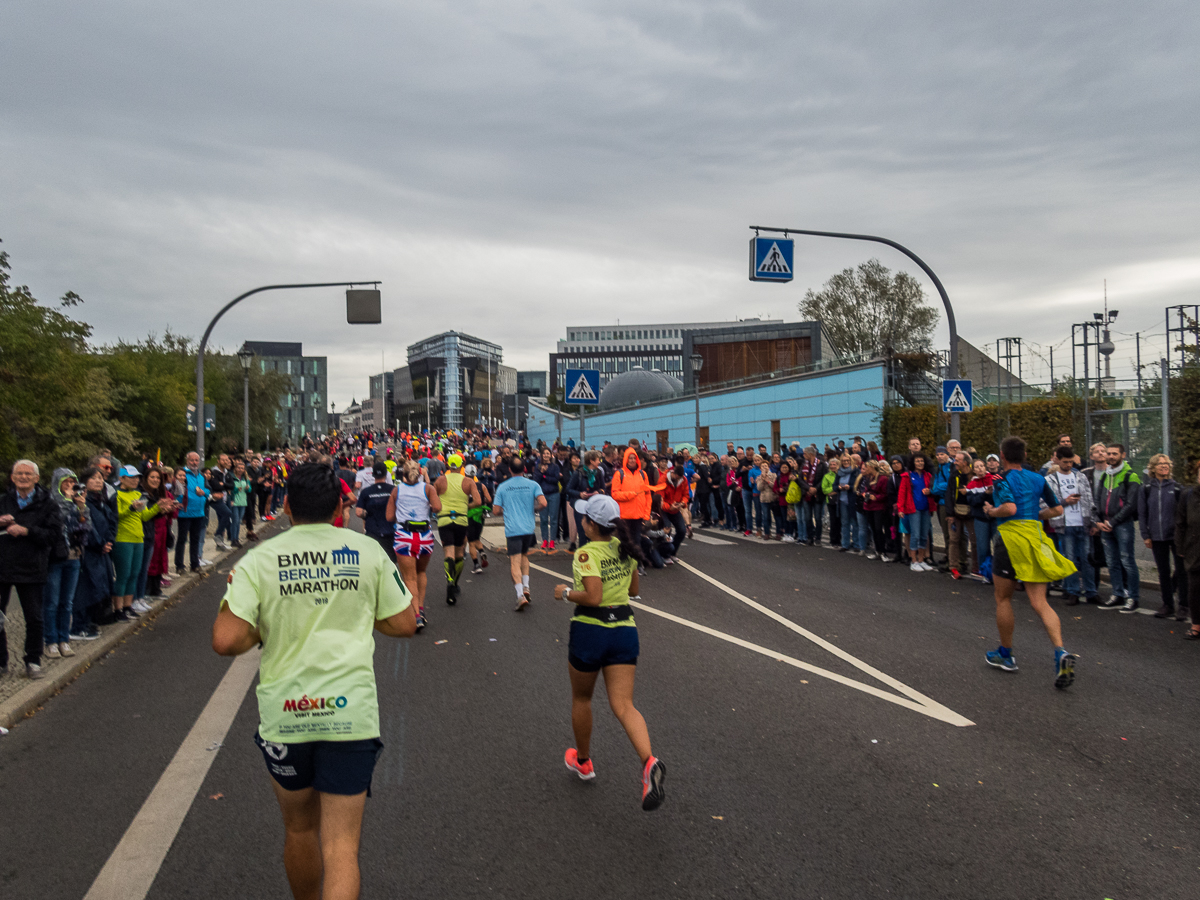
[690,351,704,447]
[749,226,961,441]
[195,281,380,458]
[237,345,254,452]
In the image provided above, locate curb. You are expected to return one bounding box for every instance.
[0,523,282,730]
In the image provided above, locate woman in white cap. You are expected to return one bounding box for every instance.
[553,493,666,811]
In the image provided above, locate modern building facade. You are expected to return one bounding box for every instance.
[549,318,782,396]
[527,358,885,454]
[517,370,548,398]
[681,320,834,391]
[242,341,328,445]
[390,332,515,431]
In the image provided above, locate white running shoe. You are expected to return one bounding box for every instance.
[44,643,61,659]
[920,561,935,571]
[198,558,214,567]
[910,562,923,572]
[131,600,152,614]
[59,642,75,657]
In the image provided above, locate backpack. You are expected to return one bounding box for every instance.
[785,479,802,504]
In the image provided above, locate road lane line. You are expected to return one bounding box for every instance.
[528,562,973,727]
[630,601,970,724]
[83,649,261,900]
[673,559,973,725]
[688,533,734,546]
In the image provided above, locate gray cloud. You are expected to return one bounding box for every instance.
[3,1,1197,406]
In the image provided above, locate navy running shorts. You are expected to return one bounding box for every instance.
[506,533,536,555]
[568,621,640,672]
[254,731,383,796]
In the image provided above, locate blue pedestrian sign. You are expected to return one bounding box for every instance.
[749,236,794,282]
[564,369,601,405]
[942,380,973,413]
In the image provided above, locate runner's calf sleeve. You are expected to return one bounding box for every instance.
[444,558,454,582]
[453,559,464,584]
[522,575,530,588]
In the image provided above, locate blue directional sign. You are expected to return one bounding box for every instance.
[564,369,601,405]
[942,379,973,413]
[749,236,794,282]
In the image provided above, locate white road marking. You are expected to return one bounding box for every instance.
[528,562,973,727]
[675,559,972,725]
[84,650,261,900]
[688,533,734,546]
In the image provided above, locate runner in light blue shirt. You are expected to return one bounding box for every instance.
[491,457,547,611]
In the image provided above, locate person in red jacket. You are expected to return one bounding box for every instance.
[897,454,936,571]
[659,457,691,556]
[611,447,663,551]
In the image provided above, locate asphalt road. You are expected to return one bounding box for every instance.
[2,523,1198,900]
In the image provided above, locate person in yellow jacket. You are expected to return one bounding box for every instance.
[434,454,481,605]
[112,465,174,621]
[609,446,663,550]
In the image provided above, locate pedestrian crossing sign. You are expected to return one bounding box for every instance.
[942,380,972,413]
[749,236,794,282]
[564,369,601,405]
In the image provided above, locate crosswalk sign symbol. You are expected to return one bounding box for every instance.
[942,380,973,413]
[749,236,794,282]
[564,369,601,405]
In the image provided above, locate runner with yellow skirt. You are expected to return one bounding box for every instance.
[983,436,1079,689]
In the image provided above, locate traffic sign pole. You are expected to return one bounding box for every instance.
[748,226,961,441]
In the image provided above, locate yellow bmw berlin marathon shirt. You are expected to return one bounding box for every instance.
[570,537,637,628]
[221,524,411,743]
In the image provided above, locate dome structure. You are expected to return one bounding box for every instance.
[598,366,684,410]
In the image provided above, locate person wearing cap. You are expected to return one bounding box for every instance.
[552,493,666,811]
[434,453,481,605]
[490,456,547,611]
[112,464,173,621]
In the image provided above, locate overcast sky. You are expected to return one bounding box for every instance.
[4,1,1198,409]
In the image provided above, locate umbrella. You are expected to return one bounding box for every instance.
[675,442,699,455]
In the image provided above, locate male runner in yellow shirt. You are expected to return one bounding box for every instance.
[213,463,416,900]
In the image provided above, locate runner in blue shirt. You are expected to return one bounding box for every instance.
[491,457,547,611]
[982,436,1079,689]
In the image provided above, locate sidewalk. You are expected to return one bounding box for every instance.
[0,518,284,730]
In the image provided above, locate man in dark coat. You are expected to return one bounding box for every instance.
[0,460,62,678]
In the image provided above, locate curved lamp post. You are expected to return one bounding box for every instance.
[195,282,380,457]
[749,226,961,441]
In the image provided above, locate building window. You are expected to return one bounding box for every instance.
[311,360,319,374]
[313,377,319,391]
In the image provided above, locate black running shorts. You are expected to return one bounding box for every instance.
[467,518,484,542]
[991,531,1017,581]
[438,523,468,547]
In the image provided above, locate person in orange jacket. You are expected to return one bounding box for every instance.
[611,446,663,549]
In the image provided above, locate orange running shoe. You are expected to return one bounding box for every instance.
[641,756,666,810]
[564,748,595,780]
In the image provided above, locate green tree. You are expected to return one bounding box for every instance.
[0,242,92,470]
[799,259,939,357]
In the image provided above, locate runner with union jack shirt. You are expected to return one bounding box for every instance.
[386,460,442,632]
